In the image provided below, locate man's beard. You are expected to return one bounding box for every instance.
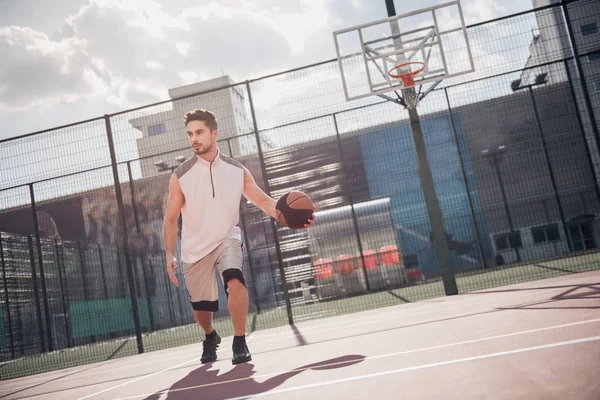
[193,142,212,155]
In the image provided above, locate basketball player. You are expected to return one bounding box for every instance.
[163,109,315,365]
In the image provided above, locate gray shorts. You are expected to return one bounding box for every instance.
[182,238,246,312]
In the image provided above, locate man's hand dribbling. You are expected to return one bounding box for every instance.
[167,257,179,287]
[303,205,317,229]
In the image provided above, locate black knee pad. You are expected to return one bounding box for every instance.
[191,300,218,312]
[222,268,246,296]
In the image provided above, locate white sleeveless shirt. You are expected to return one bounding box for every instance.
[174,149,244,263]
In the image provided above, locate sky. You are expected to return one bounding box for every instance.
[0,0,535,141]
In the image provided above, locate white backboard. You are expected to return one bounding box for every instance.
[333,0,474,103]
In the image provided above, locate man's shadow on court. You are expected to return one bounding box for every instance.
[144,354,365,400]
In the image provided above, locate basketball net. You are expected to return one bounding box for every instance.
[389,62,424,109]
[402,87,420,110]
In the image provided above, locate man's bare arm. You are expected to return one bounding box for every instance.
[242,167,277,219]
[163,174,184,261]
[242,167,315,227]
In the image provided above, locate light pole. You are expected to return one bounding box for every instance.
[482,145,521,263]
[512,75,573,252]
[154,155,187,173]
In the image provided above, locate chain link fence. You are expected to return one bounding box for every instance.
[1,0,599,379]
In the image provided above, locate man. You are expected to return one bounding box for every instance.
[163,109,314,365]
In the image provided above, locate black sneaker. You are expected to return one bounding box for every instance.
[201,331,221,363]
[232,341,252,365]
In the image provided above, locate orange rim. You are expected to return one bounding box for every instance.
[388,62,425,87]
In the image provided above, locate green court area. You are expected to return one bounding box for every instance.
[1,251,598,380]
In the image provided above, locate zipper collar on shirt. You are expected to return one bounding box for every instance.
[196,148,221,167]
[196,149,220,198]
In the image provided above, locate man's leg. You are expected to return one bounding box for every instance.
[226,279,248,336]
[192,310,213,334]
[192,309,221,363]
[218,239,252,364]
[182,255,221,364]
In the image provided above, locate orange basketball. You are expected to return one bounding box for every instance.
[275,191,314,229]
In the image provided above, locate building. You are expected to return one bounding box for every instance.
[262,78,600,293]
[455,81,599,263]
[521,0,600,83]
[129,76,253,178]
[519,0,600,178]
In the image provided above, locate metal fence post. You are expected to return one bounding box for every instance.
[96,244,116,338]
[28,184,53,350]
[0,233,16,359]
[96,244,109,301]
[127,161,142,234]
[563,59,600,202]
[245,81,294,325]
[54,239,71,347]
[230,137,263,312]
[8,240,24,356]
[150,257,175,326]
[77,241,95,343]
[561,2,600,157]
[333,113,371,291]
[491,152,521,262]
[444,88,488,269]
[227,138,261,312]
[528,86,573,252]
[239,207,262,314]
[104,115,144,354]
[139,255,156,332]
[27,235,45,353]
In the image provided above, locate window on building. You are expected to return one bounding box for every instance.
[148,123,166,136]
[531,224,561,244]
[581,22,598,37]
[494,231,522,251]
[589,51,600,62]
[595,79,600,93]
[569,221,597,251]
[403,254,419,269]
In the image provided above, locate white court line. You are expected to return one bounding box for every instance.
[6,281,585,395]
[112,318,600,400]
[6,278,590,396]
[255,279,537,338]
[75,357,196,400]
[279,279,587,336]
[0,353,188,394]
[75,333,255,400]
[67,286,545,383]
[250,287,580,345]
[18,284,581,390]
[3,279,594,399]
[224,335,600,400]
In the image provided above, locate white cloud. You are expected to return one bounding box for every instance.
[0,0,305,117]
[0,26,103,112]
[175,42,191,55]
[178,0,329,54]
[0,0,535,139]
[145,60,165,70]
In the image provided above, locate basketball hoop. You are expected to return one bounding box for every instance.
[332,1,474,103]
[389,61,425,88]
[389,62,425,109]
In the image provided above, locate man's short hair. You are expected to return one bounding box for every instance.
[184,109,218,131]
